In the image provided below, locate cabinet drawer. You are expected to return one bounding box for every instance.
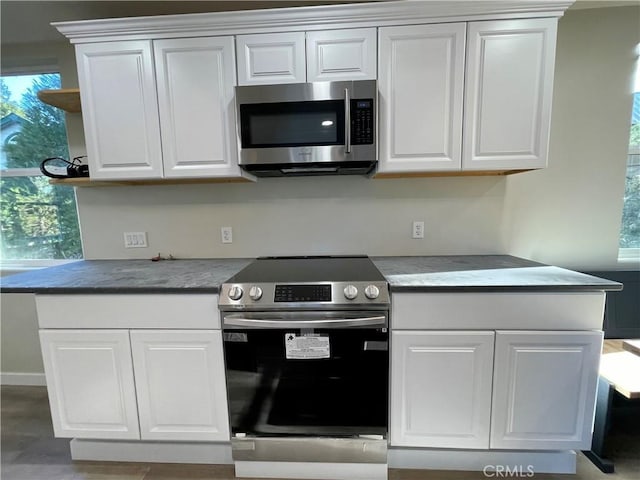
[36,294,219,329]
[391,292,605,330]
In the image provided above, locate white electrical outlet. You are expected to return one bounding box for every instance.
[124,232,148,248]
[221,226,233,244]
[412,221,425,239]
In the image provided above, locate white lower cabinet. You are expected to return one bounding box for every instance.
[390,331,494,449]
[130,330,230,441]
[390,328,603,451]
[40,326,230,442]
[39,329,140,440]
[490,330,603,450]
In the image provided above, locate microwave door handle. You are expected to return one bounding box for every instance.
[344,88,351,154]
[223,315,386,329]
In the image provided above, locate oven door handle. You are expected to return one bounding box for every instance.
[223,315,387,329]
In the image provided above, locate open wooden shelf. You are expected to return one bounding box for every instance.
[49,169,531,186]
[37,89,81,113]
[49,177,254,187]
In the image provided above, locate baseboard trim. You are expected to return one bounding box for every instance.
[70,439,233,464]
[235,461,388,480]
[388,447,577,474]
[1,372,46,386]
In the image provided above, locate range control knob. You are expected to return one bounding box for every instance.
[249,286,263,301]
[364,284,380,300]
[228,285,243,301]
[343,285,358,300]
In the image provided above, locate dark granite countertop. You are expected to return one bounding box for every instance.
[0,255,622,294]
[0,258,252,294]
[371,255,623,292]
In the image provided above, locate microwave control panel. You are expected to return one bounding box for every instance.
[351,99,374,145]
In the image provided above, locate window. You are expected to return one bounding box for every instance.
[0,73,82,262]
[619,47,640,262]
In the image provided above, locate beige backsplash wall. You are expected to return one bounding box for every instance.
[76,176,508,259]
[4,5,639,270]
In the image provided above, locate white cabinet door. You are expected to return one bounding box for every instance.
[130,330,230,441]
[491,330,603,450]
[236,32,306,85]
[306,28,377,82]
[391,331,494,449]
[154,37,241,178]
[463,18,557,170]
[76,41,163,179]
[39,330,140,439]
[378,24,465,172]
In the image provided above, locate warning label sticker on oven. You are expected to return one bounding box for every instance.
[285,333,330,359]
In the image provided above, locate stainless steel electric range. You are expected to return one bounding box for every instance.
[218,255,390,475]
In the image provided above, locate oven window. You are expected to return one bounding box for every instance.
[224,328,388,437]
[240,100,345,148]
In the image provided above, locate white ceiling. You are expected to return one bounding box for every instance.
[1,0,637,47]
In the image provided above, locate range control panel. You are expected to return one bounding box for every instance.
[219,281,390,310]
[275,284,332,302]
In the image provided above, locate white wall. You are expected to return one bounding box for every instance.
[76,176,509,259]
[504,5,638,270]
[0,292,45,385]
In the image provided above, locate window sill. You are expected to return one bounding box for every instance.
[617,249,640,270]
[0,259,80,276]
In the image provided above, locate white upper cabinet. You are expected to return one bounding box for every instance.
[130,330,230,442]
[391,331,495,449]
[306,28,376,82]
[76,37,242,180]
[61,2,567,178]
[76,41,164,179]
[154,37,241,178]
[236,32,306,85]
[378,23,465,172]
[463,18,558,170]
[237,28,377,86]
[491,330,602,450]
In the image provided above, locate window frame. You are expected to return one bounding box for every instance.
[1,68,84,271]
[618,145,640,265]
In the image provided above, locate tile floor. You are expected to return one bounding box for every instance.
[1,385,638,480]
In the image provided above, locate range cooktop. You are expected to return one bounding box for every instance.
[218,255,389,311]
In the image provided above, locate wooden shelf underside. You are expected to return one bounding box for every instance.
[37,89,81,113]
[49,169,531,186]
[49,177,254,187]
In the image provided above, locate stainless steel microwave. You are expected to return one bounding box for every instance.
[235,80,377,177]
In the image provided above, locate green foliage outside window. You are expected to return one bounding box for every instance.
[620,91,640,249]
[0,74,82,260]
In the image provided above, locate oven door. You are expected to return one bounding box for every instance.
[222,311,388,438]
